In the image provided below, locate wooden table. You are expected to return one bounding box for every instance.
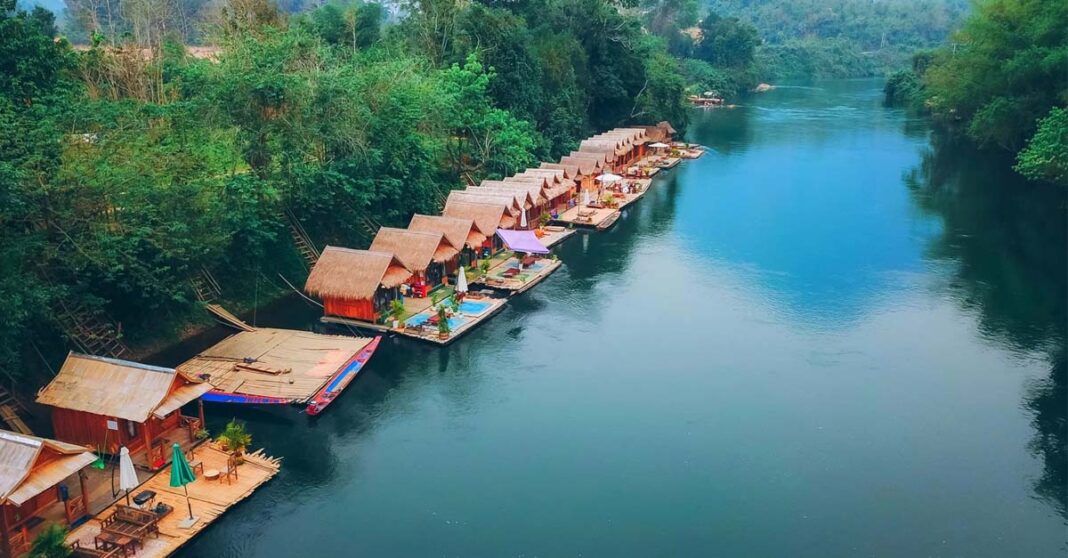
[95,531,137,556]
[203,468,220,481]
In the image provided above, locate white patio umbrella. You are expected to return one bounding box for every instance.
[119,446,138,505]
[648,142,669,149]
[456,266,468,294]
[520,208,527,228]
[596,173,623,183]
[582,189,591,206]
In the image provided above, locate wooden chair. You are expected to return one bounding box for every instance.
[71,539,122,558]
[220,455,239,485]
[187,448,204,475]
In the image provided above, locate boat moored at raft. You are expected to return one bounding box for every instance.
[177,327,381,414]
[307,336,381,415]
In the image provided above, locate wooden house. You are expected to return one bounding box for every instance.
[445,191,522,218]
[408,214,486,267]
[442,200,514,254]
[369,227,459,287]
[36,353,211,470]
[305,247,412,323]
[541,162,591,194]
[0,431,96,558]
[519,170,575,214]
[468,184,537,213]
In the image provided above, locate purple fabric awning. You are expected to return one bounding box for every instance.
[496,229,550,255]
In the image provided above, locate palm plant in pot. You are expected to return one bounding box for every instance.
[390,300,405,329]
[436,305,451,340]
[218,419,252,464]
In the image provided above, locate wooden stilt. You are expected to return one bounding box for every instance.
[0,503,12,558]
[142,420,153,469]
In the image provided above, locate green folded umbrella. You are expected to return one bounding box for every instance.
[169,443,197,521]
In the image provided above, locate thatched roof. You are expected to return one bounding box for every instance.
[370,227,458,272]
[568,150,612,165]
[519,169,564,184]
[580,140,628,157]
[446,191,521,216]
[540,162,581,178]
[177,328,375,403]
[470,184,536,209]
[443,200,513,235]
[36,353,210,422]
[658,121,678,135]
[306,247,411,300]
[409,214,484,251]
[481,181,546,207]
[0,431,95,506]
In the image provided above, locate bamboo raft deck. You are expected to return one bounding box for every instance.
[538,226,578,248]
[176,328,376,404]
[553,205,621,230]
[474,255,563,294]
[66,444,281,558]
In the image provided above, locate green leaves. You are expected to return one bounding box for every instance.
[1015,107,1068,185]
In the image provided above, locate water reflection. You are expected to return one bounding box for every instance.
[675,84,944,330]
[905,131,1067,517]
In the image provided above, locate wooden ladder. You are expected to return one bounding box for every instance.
[0,381,32,435]
[360,215,382,241]
[189,267,222,303]
[285,209,320,270]
[55,301,129,359]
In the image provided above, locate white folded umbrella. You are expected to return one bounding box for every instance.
[119,446,138,505]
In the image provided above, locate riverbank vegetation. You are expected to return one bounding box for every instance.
[885,0,1067,186]
[1,0,697,385]
[704,0,969,79]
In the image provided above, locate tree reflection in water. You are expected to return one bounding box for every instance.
[906,131,1067,517]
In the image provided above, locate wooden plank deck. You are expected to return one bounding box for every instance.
[67,444,281,558]
[538,227,578,248]
[474,256,563,294]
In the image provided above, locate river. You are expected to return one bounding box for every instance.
[173,79,1066,556]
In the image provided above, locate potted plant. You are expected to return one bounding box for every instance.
[436,306,451,340]
[479,259,490,276]
[195,428,210,441]
[217,419,252,463]
[31,525,70,558]
[390,300,405,329]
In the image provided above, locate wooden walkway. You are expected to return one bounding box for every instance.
[205,304,256,332]
[67,444,281,558]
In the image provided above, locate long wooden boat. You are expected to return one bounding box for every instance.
[306,336,381,415]
[201,391,294,405]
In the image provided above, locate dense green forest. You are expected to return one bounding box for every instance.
[885,0,1066,185]
[1,0,695,384]
[704,0,969,78]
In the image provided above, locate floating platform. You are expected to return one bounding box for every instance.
[176,328,378,406]
[321,293,508,346]
[538,226,578,248]
[66,444,281,558]
[475,256,563,294]
[553,205,621,230]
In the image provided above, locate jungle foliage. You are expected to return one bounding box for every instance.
[0,0,691,382]
[885,0,1067,186]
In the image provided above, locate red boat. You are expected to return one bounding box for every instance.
[306,336,381,415]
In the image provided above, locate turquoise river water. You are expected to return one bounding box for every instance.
[170,79,1066,556]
